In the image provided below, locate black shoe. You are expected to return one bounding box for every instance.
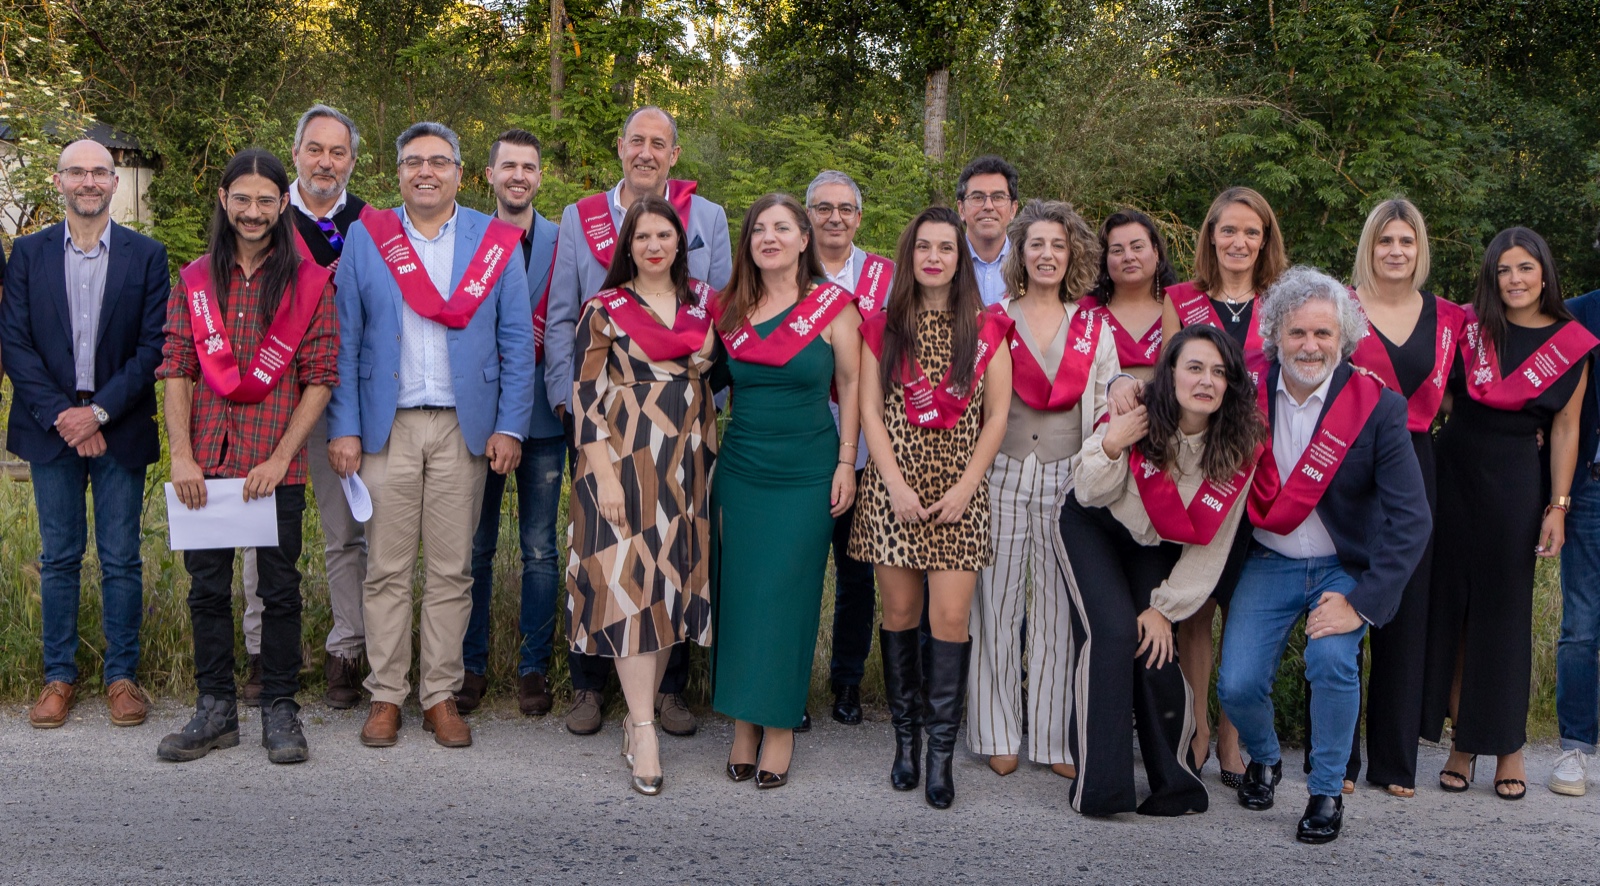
[831,684,863,725]
[157,695,240,762]
[923,637,971,810]
[1296,794,1344,844]
[262,698,309,764]
[1238,759,1283,811]
[795,709,812,733]
[879,628,923,791]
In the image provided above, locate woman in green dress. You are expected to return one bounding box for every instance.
[711,192,863,789]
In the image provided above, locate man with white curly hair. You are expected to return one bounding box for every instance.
[1216,265,1429,844]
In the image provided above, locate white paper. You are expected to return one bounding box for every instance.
[165,479,280,551]
[340,472,373,522]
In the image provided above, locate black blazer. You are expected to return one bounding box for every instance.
[1261,361,1431,627]
[291,194,368,268]
[0,221,169,469]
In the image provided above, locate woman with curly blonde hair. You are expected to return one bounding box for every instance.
[966,199,1120,779]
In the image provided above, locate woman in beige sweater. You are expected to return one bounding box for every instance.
[1059,323,1267,816]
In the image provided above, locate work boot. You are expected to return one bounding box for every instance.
[323,653,363,709]
[240,655,263,707]
[262,698,309,764]
[157,695,240,762]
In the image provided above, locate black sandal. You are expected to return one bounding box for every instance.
[1220,768,1244,789]
[1494,778,1526,800]
[1439,755,1477,793]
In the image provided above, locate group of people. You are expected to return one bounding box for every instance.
[4,100,1599,844]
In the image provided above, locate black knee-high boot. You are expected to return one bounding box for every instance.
[879,627,923,791]
[924,637,971,809]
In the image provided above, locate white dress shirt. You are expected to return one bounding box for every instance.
[1254,369,1339,559]
[289,179,347,221]
[968,235,1011,307]
[396,205,458,409]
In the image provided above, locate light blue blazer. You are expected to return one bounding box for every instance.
[327,204,536,456]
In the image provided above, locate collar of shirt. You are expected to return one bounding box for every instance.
[822,247,857,289]
[1275,367,1335,412]
[967,234,1010,268]
[609,180,684,218]
[63,222,111,257]
[289,178,348,220]
[399,203,459,243]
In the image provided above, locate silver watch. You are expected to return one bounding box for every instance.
[89,403,109,425]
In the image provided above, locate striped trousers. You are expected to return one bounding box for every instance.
[966,451,1075,763]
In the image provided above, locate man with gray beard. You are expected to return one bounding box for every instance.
[1216,266,1428,844]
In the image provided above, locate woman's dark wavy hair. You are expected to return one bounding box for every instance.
[600,194,693,304]
[1473,226,1573,356]
[1089,208,1177,302]
[209,148,300,324]
[879,206,984,394]
[1136,324,1267,482]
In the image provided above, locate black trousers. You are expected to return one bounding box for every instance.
[828,487,877,687]
[1060,497,1209,816]
[184,484,306,705]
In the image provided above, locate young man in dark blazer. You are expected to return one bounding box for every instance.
[0,139,170,729]
[1216,266,1430,844]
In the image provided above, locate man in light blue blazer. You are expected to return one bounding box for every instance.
[327,121,535,750]
[543,104,733,738]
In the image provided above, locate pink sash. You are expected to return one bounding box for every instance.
[1080,295,1162,368]
[362,208,521,329]
[861,310,1014,429]
[1247,370,1384,534]
[178,257,331,404]
[854,253,894,317]
[1169,281,1266,386]
[995,301,1099,412]
[1351,293,1466,432]
[1130,446,1255,546]
[1460,309,1598,411]
[575,180,696,269]
[590,280,714,362]
[710,282,854,367]
[533,242,556,363]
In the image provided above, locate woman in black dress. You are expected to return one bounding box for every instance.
[1423,227,1595,799]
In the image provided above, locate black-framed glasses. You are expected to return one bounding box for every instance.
[399,155,460,172]
[961,191,1013,208]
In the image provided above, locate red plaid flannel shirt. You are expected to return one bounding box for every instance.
[157,259,339,484]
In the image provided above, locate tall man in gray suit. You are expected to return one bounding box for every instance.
[544,105,732,738]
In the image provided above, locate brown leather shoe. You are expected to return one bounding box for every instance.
[518,672,552,716]
[360,701,401,747]
[29,681,75,729]
[422,699,473,748]
[106,679,148,727]
[454,672,488,715]
[240,654,263,708]
[324,654,364,710]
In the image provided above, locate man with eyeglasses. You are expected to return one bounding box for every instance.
[1,139,169,731]
[328,122,535,750]
[955,155,1021,306]
[236,104,373,712]
[805,169,894,727]
[543,104,731,739]
[454,128,563,719]
[156,147,339,764]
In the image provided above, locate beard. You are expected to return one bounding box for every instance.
[1281,352,1335,389]
[301,174,346,201]
[66,191,110,218]
[496,188,533,213]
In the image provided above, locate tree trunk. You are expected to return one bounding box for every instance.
[923,67,949,162]
[549,0,564,120]
[612,0,640,106]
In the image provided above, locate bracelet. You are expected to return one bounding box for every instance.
[1546,504,1569,517]
[1552,494,1573,509]
[840,442,858,449]
[839,459,855,465]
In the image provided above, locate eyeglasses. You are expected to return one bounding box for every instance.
[399,155,460,172]
[58,167,115,183]
[961,191,1013,208]
[809,202,859,219]
[226,194,283,212]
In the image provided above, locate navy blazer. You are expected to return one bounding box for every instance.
[1565,290,1600,490]
[0,221,169,469]
[522,210,562,440]
[1261,362,1431,627]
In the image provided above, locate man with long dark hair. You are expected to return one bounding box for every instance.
[156,147,339,764]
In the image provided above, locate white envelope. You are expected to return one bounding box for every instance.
[165,479,280,551]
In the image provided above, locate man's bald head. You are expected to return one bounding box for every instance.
[54,139,118,220]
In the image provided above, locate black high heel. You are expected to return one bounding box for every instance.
[755,729,793,790]
[1439,754,1477,793]
[727,726,762,782]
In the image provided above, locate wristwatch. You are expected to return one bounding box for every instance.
[89,403,109,425]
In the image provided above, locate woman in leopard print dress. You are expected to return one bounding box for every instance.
[850,206,1012,810]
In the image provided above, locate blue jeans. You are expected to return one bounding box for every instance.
[1218,547,1368,798]
[464,435,564,676]
[1557,478,1600,753]
[32,455,147,686]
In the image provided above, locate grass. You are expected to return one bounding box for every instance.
[0,381,1567,743]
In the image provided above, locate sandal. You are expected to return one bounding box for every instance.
[1341,779,1355,795]
[1494,778,1526,800]
[1439,755,1477,793]
[1382,784,1416,798]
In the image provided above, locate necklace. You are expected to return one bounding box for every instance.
[629,281,676,298]
[1216,290,1252,323]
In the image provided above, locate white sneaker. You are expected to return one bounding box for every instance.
[1548,748,1589,796]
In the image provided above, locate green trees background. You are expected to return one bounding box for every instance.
[7,0,1600,298]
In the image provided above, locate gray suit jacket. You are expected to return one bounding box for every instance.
[543,182,732,411]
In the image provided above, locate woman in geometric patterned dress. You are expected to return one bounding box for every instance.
[566,196,717,796]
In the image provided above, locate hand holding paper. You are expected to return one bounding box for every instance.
[165,479,280,551]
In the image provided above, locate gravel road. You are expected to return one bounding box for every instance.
[1,699,1595,885]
